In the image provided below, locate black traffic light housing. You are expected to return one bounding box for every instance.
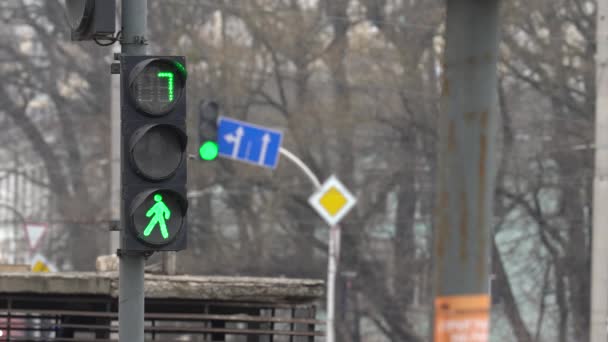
[120,55,188,252]
[66,0,116,41]
[198,100,220,161]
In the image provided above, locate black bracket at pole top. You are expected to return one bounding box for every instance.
[121,35,148,46]
[116,248,154,258]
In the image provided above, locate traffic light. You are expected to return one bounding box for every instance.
[66,0,116,41]
[120,56,188,252]
[198,101,220,161]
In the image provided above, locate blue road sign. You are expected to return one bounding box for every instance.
[217,116,284,169]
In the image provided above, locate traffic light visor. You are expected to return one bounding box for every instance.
[66,0,95,31]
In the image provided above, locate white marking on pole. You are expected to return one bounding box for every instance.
[259,133,271,165]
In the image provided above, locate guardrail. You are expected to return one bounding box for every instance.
[0,295,324,341]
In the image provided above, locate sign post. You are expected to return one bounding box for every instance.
[308,175,357,342]
[214,119,356,342]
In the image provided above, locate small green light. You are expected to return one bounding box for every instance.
[173,62,187,78]
[157,72,174,102]
[199,141,219,161]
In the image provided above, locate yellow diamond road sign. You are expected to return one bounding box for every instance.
[320,187,348,216]
[309,175,357,226]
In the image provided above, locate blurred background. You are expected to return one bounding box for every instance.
[0,0,596,341]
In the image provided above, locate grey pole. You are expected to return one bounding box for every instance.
[590,1,608,340]
[110,48,120,253]
[121,0,147,55]
[119,0,147,341]
[432,0,500,339]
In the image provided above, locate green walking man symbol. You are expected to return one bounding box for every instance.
[143,194,171,239]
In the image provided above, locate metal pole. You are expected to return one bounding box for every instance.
[278,147,338,342]
[326,225,340,342]
[279,147,321,188]
[119,0,147,341]
[110,45,120,254]
[591,2,608,340]
[432,0,500,340]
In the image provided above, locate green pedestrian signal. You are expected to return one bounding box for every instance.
[143,194,171,239]
[130,189,186,247]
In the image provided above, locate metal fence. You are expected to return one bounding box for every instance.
[0,294,324,341]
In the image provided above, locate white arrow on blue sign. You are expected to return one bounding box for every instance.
[217,116,284,169]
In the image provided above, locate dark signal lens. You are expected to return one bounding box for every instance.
[130,125,186,181]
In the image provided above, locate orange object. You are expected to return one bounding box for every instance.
[434,294,490,342]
